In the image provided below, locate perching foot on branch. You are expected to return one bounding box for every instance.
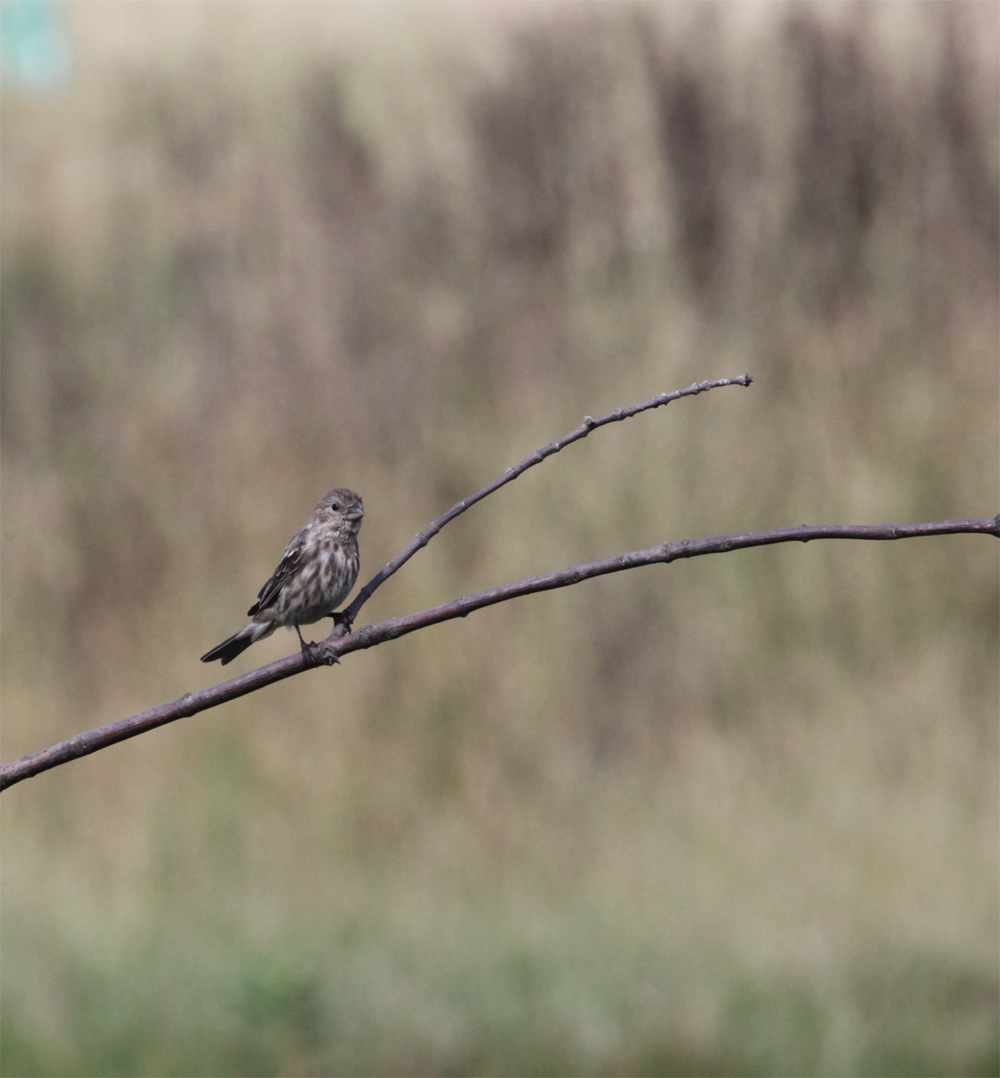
[294,624,323,667]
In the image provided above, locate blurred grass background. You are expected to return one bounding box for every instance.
[1,2,997,1075]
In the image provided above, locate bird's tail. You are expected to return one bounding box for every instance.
[200,622,272,665]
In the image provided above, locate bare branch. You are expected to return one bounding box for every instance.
[332,517,1000,657]
[3,377,752,792]
[2,515,995,792]
[342,375,752,623]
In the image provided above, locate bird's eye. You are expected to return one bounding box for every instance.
[331,502,340,510]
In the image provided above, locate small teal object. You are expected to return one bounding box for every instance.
[1,0,72,88]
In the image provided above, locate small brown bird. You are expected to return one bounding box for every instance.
[201,488,364,665]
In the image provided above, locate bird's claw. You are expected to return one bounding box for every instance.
[295,624,325,667]
[328,610,354,632]
[299,638,322,666]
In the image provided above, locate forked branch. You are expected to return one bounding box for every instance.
[3,373,995,792]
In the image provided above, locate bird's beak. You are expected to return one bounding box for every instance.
[344,505,364,523]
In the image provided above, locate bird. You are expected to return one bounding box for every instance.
[200,487,364,665]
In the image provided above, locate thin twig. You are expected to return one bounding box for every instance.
[2,515,996,791]
[342,375,752,623]
[4,378,751,791]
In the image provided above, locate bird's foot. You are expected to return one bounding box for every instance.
[295,625,323,666]
[328,609,354,632]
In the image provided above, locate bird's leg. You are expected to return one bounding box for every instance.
[295,623,321,666]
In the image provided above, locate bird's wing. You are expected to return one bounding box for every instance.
[247,529,306,616]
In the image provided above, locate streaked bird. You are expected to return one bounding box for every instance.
[201,488,364,665]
